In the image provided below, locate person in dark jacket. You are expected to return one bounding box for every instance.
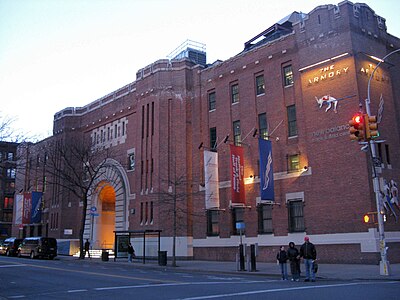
[300,236,317,282]
[276,246,288,280]
[84,239,91,259]
[287,242,300,281]
[127,242,135,263]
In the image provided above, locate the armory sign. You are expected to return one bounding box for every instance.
[310,124,349,142]
[307,64,349,85]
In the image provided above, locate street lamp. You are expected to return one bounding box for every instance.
[365,48,400,276]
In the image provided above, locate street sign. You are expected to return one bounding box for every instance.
[236,222,245,230]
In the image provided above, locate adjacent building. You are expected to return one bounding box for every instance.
[0,141,18,238]
[13,1,400,263]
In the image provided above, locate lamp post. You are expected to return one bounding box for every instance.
[365,48,400,276]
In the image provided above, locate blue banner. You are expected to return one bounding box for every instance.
[259,139,274,201]
[31,192,43,223]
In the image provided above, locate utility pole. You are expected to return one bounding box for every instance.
[366,48,400,276]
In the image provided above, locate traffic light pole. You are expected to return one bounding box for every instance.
[365,48,400,276]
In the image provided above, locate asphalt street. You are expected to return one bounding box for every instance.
[0,256,399,299]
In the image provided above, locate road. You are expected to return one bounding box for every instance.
[0,256,398,299]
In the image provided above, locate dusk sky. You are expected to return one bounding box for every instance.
[1,0,399,140]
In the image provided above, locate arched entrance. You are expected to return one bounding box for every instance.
[83,159,130,250]
[92,182,116,249]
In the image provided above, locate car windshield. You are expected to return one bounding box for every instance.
[42,239,56,247]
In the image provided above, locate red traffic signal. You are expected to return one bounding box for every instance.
[349,113,365,141]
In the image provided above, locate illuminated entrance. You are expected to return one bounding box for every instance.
[92,182,116,249]
[84,159,130,250]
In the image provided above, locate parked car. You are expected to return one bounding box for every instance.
[0,238,23,256]
[17,237,57,259]
[0,240,6,255]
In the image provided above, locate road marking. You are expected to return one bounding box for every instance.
[11,262,180,284]
[67,289,88,293]
[94,280,268,291]
[0,264,27,268]
[176,281,399,300]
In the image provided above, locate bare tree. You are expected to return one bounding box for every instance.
[154,173,202,267]
[45,134,120,258]
[0,114,18,142]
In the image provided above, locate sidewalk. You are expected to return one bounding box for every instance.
[59,255,400,281]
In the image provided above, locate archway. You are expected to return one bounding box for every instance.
[93,182,116,249]
[84,159,130,250]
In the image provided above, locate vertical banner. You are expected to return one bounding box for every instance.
[259,138,274,201]
[14,194,23,226]
[230,145,245,204]
[31,192,43,223]
[204,150,220,209]
[22,192,32,224]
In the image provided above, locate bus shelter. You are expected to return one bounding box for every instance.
[113,230,162,264]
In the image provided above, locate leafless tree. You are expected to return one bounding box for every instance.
[44,134,121,258]
[154,173,202,267]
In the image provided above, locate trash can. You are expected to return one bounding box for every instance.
[158,251,167,266]
[101,250,109,261]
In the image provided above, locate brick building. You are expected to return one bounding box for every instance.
[0,141,18,238]
[13,1,400,263]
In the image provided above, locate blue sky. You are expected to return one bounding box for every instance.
[1,0,399,140]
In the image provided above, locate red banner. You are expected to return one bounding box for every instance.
[230,145,245,204]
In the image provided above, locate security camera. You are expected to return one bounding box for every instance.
[276,137,280,141]
[360,145,369,152]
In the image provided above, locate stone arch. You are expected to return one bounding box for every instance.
[83,159,130,249]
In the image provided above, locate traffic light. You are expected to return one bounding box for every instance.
[363,212,377,224]
[365,114,379,140]
[349,113,365,141]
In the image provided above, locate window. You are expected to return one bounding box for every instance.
[140,202,144,225]
[210,127,217,150]
[7,152,13,161]
[288,154,300,172]
[233,120,241,146]
[150,201,154,224]
[288,200,305,232]
[4,197,13,209]
[141,106,145,139]
[258,204,273,233]
[231,84,239,104]
[287,105,297,137]
[6,168,16,178]
[256,75,265,95]
[385,144,391,165]
[208,92,216,111]
[258,113,268,140]
[206,210,219,236]
[283,65,294,87]
[151,102,155,136]
[232,207,244,235]
[128,153,135,170]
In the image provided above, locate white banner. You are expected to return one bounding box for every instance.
[14,194,23,225]
[204,150,220,209]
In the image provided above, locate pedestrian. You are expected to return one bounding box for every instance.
[84,239,91,260]
[127,242,135,263]
[287,242,300,281]
[299,236,317,282]
[276,245,288,280]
